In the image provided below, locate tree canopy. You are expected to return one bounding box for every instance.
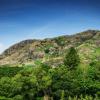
[64,47,80,69]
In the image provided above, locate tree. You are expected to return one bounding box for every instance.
[50,65,76,99]
[55,37,66,55]
[44,48,50,54]
[32,63,52,100]
[55,37,66,47]
[16,67,37,100]
[64,47,80,69]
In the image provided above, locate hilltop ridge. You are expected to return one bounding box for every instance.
[0,30,100,65]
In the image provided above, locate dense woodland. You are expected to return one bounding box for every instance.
[0,47,100,100]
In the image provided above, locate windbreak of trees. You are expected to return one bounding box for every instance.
[0,47,99,100]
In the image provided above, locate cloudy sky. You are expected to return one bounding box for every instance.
[0,0,100,53]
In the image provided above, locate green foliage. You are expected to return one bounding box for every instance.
[67,95,99,100]
[13,95,23,100]
[44,48,50,54]
[64,47,80,69]
[89,61,100,81]
[0,66,23,78]
[0,59,99,100]
[55,37,66,47]
[60,90,65,100]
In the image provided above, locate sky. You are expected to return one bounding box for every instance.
[0,0,100,53]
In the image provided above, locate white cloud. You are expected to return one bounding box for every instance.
[0,43,5,54]
[0,43,3,48]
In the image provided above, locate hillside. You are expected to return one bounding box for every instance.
[0,30,100,65]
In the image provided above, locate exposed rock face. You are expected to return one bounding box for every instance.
[0,30,100,65]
